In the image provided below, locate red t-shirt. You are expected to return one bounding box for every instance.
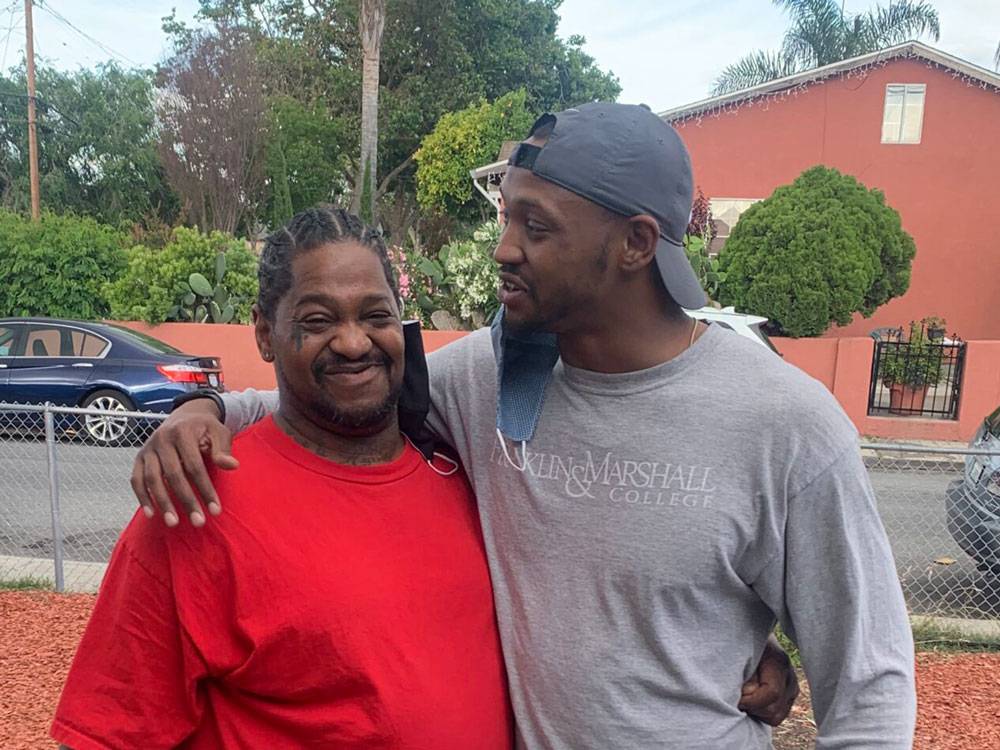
[52,416,513,749]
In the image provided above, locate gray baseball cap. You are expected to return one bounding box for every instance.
[507,102,707,310]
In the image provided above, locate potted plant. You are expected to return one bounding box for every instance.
[880,322,945,414]
[922,316,947,342]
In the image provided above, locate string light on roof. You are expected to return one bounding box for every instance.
[665,47,1000,127]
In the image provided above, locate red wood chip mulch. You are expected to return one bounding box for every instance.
[2,590,999,749]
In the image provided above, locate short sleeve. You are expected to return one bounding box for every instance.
[50,514,209,750]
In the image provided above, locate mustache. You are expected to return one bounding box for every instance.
[311,351,390,380]
[499,265,530,288]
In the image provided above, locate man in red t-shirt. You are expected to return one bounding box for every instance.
[52,207,513,750]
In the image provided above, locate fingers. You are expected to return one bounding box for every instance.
[130,451,155,520]
[140,451,180,527]
[158,442,208,527]
[129,402,236,526]
[176,431,223,518]
[737,685,783,726]
[738,659,801,727]
[208,424,239,473]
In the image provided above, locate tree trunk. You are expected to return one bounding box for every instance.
[352,0,385,222]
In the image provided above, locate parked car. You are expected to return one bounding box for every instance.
[686,306,779,353]
[0,318,223,445]
[945,405,1000,596]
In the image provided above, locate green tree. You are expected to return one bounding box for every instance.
[171,0,619,233]
[415,90,535,218]
[717,166,916,337]
[104,227,258,324]
[0,64,175,227]
[0,210,127,319]
[265,96,351,225]
[713,0,940,95]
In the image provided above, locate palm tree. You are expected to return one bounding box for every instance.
[353,0,386,223]
[713,0,941,95]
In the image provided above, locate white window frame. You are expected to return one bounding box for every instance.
[881,84,926,145]
[6,322,112,359]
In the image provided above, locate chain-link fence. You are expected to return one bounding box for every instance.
[2,402,999,623]
[862,441,1000,620]
[1,402,165,592]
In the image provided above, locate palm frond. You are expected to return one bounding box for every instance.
[857,0,941,51]
[771,0,840,20]
[711,50,803,96]
[782,1,849,67]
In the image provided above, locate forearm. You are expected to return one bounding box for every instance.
[221,388,279,434]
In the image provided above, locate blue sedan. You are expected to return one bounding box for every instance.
[0,317,223,444]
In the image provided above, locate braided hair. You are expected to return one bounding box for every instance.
[257,205,398,321]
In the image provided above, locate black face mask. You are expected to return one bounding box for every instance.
[397,320,435,460]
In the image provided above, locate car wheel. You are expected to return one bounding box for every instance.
[80,390,135,446]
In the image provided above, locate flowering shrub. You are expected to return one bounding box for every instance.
[391,221,502,329]
[441,222,501,325]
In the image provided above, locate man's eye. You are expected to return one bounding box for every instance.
[367,311,393,321]
[525,220,547,234]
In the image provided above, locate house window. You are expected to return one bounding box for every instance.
[707,198,761,254]
[881,84,925,144]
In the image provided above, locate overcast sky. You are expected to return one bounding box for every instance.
[4,0,998,111]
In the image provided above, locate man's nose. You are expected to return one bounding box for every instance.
[493,225,524,266]
[328,322,374,360]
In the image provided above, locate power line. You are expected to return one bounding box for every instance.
[0,8,21,71]
[34,0,140,68]
[0,90,80,127]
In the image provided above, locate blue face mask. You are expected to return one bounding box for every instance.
[490,307,560,446]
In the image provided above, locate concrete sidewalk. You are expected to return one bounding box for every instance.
[860,438,979,472]
[0,554,106,593]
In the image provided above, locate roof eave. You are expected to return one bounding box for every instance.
[659,41,1000,122]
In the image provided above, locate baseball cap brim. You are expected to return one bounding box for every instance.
[654,237,708,310]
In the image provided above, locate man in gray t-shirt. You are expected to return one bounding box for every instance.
[132,104,915,748]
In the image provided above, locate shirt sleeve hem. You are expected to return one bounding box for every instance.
[51,718,115,750]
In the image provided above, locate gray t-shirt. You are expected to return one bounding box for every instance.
[223,323,916,749]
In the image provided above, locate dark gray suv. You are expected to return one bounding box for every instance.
[946,406,1000,598]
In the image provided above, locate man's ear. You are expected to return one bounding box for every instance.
[252,305,275,363]
[618,215,661,273]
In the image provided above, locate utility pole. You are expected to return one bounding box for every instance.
[24,0,40,221]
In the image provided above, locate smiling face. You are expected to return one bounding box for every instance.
[255,240,404,436]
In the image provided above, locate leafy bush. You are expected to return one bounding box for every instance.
[396,221,501,329]
[0,209,127,319]
[415,90,535,219]
[684,234,725,303]
[441,222,502,325]
[718,166,916,337]
[105,227,258,324]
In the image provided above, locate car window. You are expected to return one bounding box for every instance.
[0,325,16,356]
[104,325,184,355]
[24,326,63,357]
[67,329,110,357]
